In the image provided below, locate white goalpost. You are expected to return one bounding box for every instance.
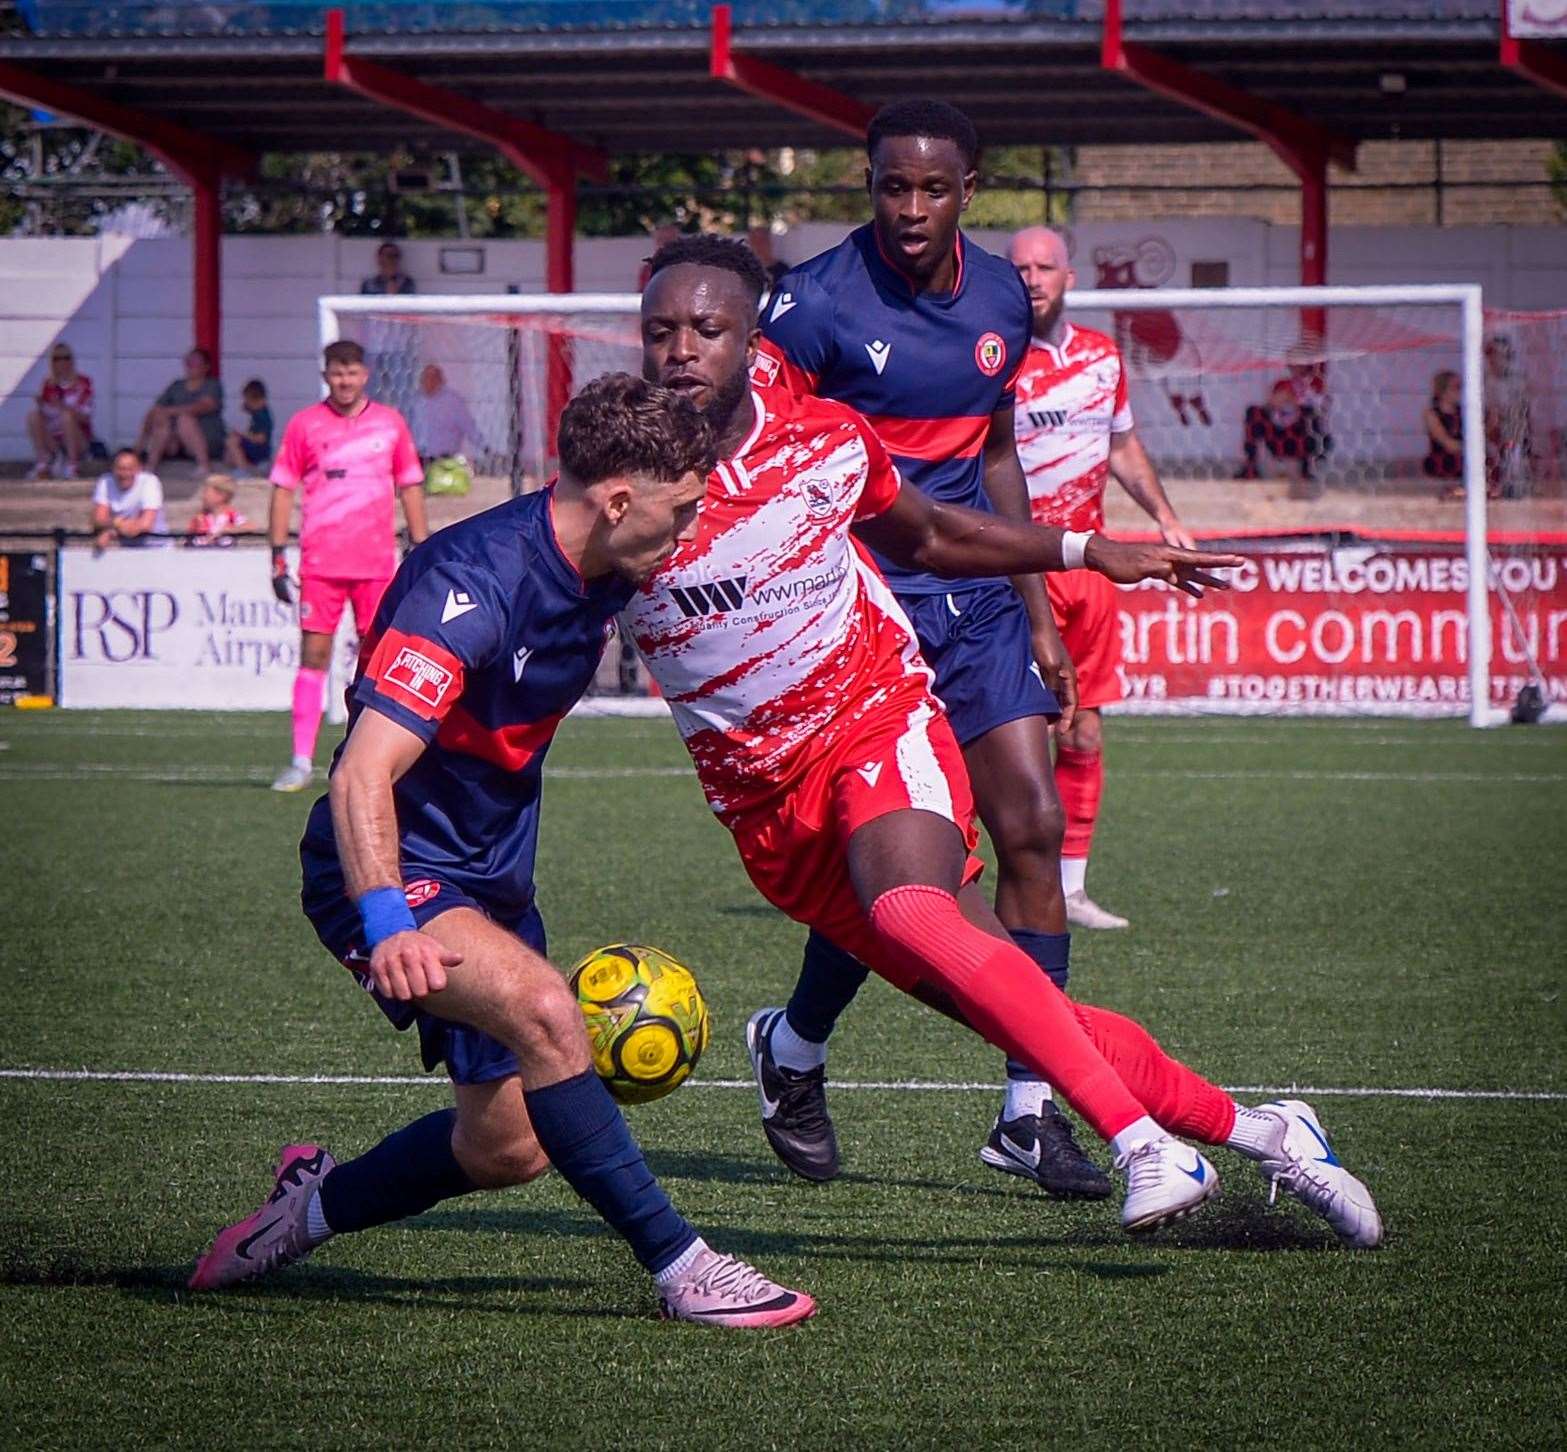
[319,281,1565,728]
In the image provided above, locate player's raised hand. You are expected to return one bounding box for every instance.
[1085,537,1244,599]
[368,930,463,1002]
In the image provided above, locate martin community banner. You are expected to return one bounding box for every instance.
[53,534,1567,715]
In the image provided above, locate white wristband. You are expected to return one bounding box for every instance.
[1062,531,1094,571]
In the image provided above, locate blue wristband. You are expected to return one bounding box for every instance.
[358,886,417,950]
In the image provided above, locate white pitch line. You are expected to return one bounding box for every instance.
[0,1067,1560,1101]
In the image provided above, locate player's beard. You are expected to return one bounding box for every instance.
[1033,297,1066,341]
[700,365,752,442]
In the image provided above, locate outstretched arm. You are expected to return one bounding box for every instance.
[331,708,462,1001]
[1109,428,1195,549]
[854,482,1243,598]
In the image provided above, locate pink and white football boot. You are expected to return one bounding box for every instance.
[658,1247,817,1329]
[189,1143,336,1290]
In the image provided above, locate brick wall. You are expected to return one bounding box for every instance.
[1068,139,1563,227]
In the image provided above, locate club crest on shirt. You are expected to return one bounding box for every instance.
[804,479,835,517]
[385,645,455,708]
[975,332,1007,377]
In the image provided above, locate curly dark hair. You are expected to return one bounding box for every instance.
[646,233,769,307]
[866,99,979,171]
[557,373,716,487]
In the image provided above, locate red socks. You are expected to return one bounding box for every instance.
[866,883,1237,1147]
[1054,745,1103,862]
[868,884,1146,1141]
[1070,1003,1236,1145]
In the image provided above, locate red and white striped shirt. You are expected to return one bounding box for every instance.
[38,373,94,435]
[1014,324,1133,533]
[625,387,930,817]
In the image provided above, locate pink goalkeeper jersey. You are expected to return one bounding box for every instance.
[1015,324,1133,533]
[270,399,423,579]
[624,386,931,818]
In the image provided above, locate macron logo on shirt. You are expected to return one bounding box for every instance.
[441,589,478,624]
[770,292,796,322]
[512,646,533,683]
[865,340,892,375]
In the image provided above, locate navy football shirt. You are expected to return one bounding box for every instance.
[758,223,1032,594]
[300,488,632,920]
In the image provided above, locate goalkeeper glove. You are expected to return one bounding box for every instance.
[271,546,294,605]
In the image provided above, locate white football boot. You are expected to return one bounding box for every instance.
[1245,1100,1383,1249]
[1065,891,1130,930]
[271,758,314,793]
[1117,1134,1220,1233]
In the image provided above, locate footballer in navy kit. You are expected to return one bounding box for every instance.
[750,99,1109,1200]
[189,374,816,1330]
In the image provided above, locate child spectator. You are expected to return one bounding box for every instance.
[1422,370,1463,497]
[28,343,94,480]
[186,473,249,547]
[91,447,168,551]
[224,379,275,472]
[1237,379,1315,482]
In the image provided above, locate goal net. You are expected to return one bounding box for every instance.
[320,285,1566,726]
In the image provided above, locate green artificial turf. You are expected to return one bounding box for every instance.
[1,711,1564,1448]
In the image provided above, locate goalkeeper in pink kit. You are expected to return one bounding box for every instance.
[268,339,429,793]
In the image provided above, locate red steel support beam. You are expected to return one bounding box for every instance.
[1102,0,1355,295]
[710,4,872,138]
[325,8,606,449]
[1500,3,1567,101]
[0,62,252,368]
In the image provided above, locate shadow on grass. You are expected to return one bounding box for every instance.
[0,1256,635,1319]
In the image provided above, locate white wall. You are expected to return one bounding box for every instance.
[2,223,1563,463]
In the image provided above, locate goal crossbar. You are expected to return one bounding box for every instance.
[320,282,1507,726]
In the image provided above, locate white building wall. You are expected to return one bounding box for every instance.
[1,224,1562,463]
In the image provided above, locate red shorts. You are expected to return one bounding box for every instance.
[725,695,983,993]
[298,574,391,638]
[1047,570,1125,709]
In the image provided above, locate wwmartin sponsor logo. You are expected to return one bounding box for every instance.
[668,576,749,619]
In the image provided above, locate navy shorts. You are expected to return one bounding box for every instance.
[301,849,539,1086]
[901,580,1060,747]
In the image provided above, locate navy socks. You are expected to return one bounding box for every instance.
[317,1108,476,1235]
[523,1069,697,1275]
[785,930,870,1043]
[1004,929,1071,1082]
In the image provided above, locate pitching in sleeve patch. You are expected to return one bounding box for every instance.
[364,628,464,721]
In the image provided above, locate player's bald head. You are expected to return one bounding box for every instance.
[1010,226,1070,269]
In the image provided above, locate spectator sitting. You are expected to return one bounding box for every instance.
[410,364,486,463]
[28,342,94,480]
[360,240,415,297]
[186,473,249,548]
[139,347,225,473]
[224,378,275,472]
[1236,378,1317,484]
[1422,370,1464,497]
[1483,330,1534,499]
[92,447,168,551]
